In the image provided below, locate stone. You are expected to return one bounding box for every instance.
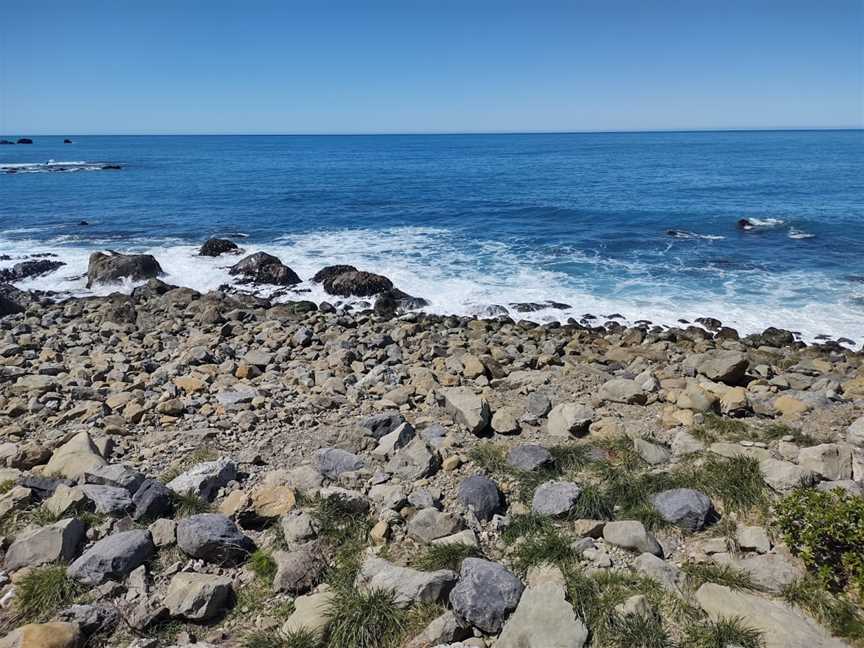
[166,459,237,501]
[229,252,301,285]
[165,572,232,620]
[0,486,32,518]
[281,589,335,640]
[798,444,853,481]
[602,521,662,556]
[408,507,463,543]
[56,603,119,636]
[199,238,239,256]
[280,510,318,546]
[774,394,811,419]
[86,251,163,287]
[694,350,749,385]
[720,386,750,415]
[546,403,593,437]
[531,481,582,517]
[633,552,685,595]
[713,552,804,593]
[149,518,177,547]
[83,464,145,493]
[433,529,479,548]
[736,525,771,553]
[322,269,392,296]
[442,388,491,435]
[316,448,365,480]
[695,583,847,648]
[176,514,254,566]
[491,407,520,435]
[449,558,524,634]
[457,475,501,521]
[598,379,646,405]
[68,529,155,585]
[360,412,406,440]
[80,484,133,517]
[405,611,467,648]
[848,416,864,447]
[495,565,587,648]
[525,392,552,419]
[5,518,86,571]
[633,438,671,465]
[671,430,705,456]
[250,485,296,519]
[45,485,88,517]
[273,543,326,594]
[759,459,817,491]
[132,479,174,521]
[649,488,713,531]
[44,432,106,480]
[0,622,80,648]
[385,437,438,481]
[355,553,457,608]
[373,422,416,458]
[506,445,554,472]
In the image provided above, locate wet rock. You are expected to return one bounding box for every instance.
[199,238,239,257]
[229,252,301,285]
[0,260,65,283]
[86,251,163,288]
[322,270,393,297]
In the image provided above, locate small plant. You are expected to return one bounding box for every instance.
[774,487,864,592]
[684,455,768,513]
[782,576,864,643]
[0,480,15,495]
[14,563,80,623]
[250,549,278,584]
[691,413,750,443]
[414,542,480,571]
[604,612,675,648]
[501,512,554,544]
[570,483,614,520]
[684,616,765,648]
[326,587,405,648]
[242,628,320,648]
[549,443,593,472]
[510,526,577,575]
[172,491,212,517]
[468,442,507,474]
[682,561,761,592]
[758,422,816,446]
[159,446,218,483]
[304,493,371,590]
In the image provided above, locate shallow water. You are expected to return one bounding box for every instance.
[1,131,862,342]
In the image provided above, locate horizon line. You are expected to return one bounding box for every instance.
[4,126,863,137]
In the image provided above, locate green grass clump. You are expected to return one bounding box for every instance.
[0,480,15,495]
[502,512,555,544]
[683,616,765,648]
[14,563,80,623]
[510,527,577,575]
[691,413,750,443]
[468,442,507,473]
[683,455,769,513]
[571,483,615,520]
[782,576,864,643]
[249,549,278,584]
[414,542,480,571]
[603,612,675,648]
[303,493,371,590]
[549,443,594,472]
[172,491,212,517]
[159,446,219,483]
[758,422,816,446]
[774,487,864,593]
[242,628,320,648]
[682,562,761,592]
[326,587,405,648]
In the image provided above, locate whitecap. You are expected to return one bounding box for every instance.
[788,228,815,239]
[747,217,785,227]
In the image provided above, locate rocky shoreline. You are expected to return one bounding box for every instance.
[0,243,861,648]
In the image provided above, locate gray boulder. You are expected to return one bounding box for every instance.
[532,481,581,517]
[546,403,593,437]
[694,350,749,385]
[506,445,554,472]
[167,458,237,501]
[602,521,662,556]
[598,379,646,405]
[5,518,86,570]
[449,558,524,634]
[385,437,438,481]
[229,252,301,286]
[176,513,254,566]
[132,479,174,520]
[360,411,406,439]
[798,443,853,481]
[649,488,714,531]
[457,475,501,521]
[83,464,145,493]
[442,388,491,435]
[80,484,133,517]
[86,251,163,288]
[316,448,365,480]
[68,529,155,585]
[355,553,457,608]
[273,543,326,594]
[408,507,463,543]
[165,572,233,620]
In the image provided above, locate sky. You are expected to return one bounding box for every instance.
[1,0,862,134]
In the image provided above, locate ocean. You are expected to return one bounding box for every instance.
[1,130,862,344]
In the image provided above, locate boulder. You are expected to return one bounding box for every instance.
[68,529,155,585]
[407,507,463,543]
[495,565,587,648]
[165,572,233,620]
[713,552,804,593]
[506,445,554,472]
[355,553,457,608]
[633,552,686,595]
[322,270,393,297]
[166,459,236,501]
[80,485,133,517]
[176,513,254,566]
[229,252,301,285]
[132,479,174,520]
[316,448,365,479]
[848,416,864,447]
[442,388,491,435]
[449,558,524,634]
[602,521,662,555]
[312,264,358,284]
[693,350,749,385]
[457,475,501,521]
[531,481,582,517]
[0,622,80,648]
[5,518,86,570]
[385,437,438,481]
[199,238,239,257]
[85,251,163,288]
[546,403,593,437]
[56,603,119,636]
[798,444,853,481]
[360,411,406,439]
[83,464,145,493]
[695,583,847,648]
[44,432,106,481]
[273,543,327,594]
[649,488,713,531]
[0,260,65,283]
[759,458,817,491]
[598,379,646,405]
[281,589,335,640]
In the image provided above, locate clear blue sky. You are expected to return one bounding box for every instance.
[1,0,862,134]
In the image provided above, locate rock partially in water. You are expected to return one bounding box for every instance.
[86,251,164,288]
[229,252,301,286]
[199,238,240,257]
[323,269,393,297]
[0,259,66,283]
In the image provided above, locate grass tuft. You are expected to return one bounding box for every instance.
[14,563,80,623]
[604,612,675,648]
[502,512,555,544]
[326,587,405,648]
[510,526,577,575]
[241,628,320,648]
[249,549,278,584]
[684,616,765,648]
[414,542,480,571]
[468,442,507,473]
[782,576,864,643]
[172,491,212,517]
[682,561,761,592]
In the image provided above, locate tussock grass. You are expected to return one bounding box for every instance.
[414,542,480,571]
[502,512,555,544]
[680,455,769,513]
[14,563,80,623]
[758,422,816,445]
[691,413,750,443]
[468,442,507,473]
[782,576,864,644]
[603,612,675,648]
[302,493,372,590]
[249,549,278,584]
[510,526,577,575]
[326,587,406,648]
[242,628,319,648]
[0,480,15,495]
[683,616,765,648]
[570,483,615,520]
[172,491,212,517]
[682,561,761,592]
[549,443,594,472]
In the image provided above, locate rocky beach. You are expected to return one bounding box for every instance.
[0,242,861,648]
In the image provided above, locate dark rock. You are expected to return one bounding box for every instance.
[457,475,501,521]
[449,558,524,633]
[132,479,174,520]
[312,264,358,283]
[78,220,88,225]
[360,411,406,440]
[68,529,155,585]
[176,513,255,566]
[374,288,429,318]
[506,445,554,472]
[199,238,239,257]
[0,259,65,283]
[737,218,753,230]
[0,140,14,145]
[58,603,119,636]
[64,139,73,144]
[86,251,163,288]
[323,270,393,297]
[650,488,714,531]
[16,138,33,144]
[229,252,301,285]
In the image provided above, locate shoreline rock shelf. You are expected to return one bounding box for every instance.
[0,249,860,648]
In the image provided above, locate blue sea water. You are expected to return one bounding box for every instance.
[1,131,862,343]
